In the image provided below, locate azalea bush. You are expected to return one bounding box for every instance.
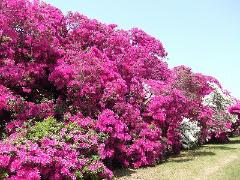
[172,66,215,144]
[202,82,238,142]
[173,66,238,144]
[180,118,201,149]
[0,117,112,179]
[229,103,240,135]
[0,0,239,179]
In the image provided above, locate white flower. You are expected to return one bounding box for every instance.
[202,82,238,124]
[180,118,201,149]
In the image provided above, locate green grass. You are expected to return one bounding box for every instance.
[114,137,240,180]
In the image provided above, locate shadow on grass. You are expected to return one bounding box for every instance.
[227,139,240,144]
[206,145,237,150]
[168,158,193,163]
[176,150,215,157]
[114,149,217,177]
[167,150,216,163]
[190,151,215,156]
[113,168,136,178]
[113,138,240,177]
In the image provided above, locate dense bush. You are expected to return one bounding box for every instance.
[229,103,240,135]
[0,0,239,179]
[173,66,237,143]
[202,82,238,142]
[0,117,112,179]
[180,118,201,149]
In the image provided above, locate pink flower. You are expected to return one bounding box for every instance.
[10,159,22,172]
[225,122,232,129]
[0,155,10,167]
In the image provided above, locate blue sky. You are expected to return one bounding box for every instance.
[45,0,240,99]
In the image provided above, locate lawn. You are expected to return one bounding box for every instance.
[114,137,240,180]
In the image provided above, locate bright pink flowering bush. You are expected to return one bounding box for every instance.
[229,103,240,119]
[172,66,214,143]
[202,82,238,143]
[173,66,238,143]
[0,0,239,179]
[229,103,240,135]
[0,117,112,179]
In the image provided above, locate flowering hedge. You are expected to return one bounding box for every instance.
[0,0,239,179]
[229,103,240,135]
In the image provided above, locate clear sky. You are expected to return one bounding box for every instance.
[45,0,240,99]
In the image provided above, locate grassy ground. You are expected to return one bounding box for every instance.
[114,137,240,180]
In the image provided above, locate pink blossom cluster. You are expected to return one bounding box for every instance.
[229,103,240,135]
[0,118,112,179]
[0,0,239,179]
[229,103,240,119]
